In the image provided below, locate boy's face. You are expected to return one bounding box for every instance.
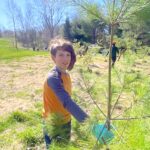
[52,49,71,71]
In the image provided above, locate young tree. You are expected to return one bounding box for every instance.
[71,1,150,149]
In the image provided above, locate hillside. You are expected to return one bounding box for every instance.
[0,38,150,150]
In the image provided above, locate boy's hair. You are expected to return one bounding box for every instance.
[49,38,76,70]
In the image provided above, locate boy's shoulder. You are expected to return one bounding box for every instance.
[47,67,61,79]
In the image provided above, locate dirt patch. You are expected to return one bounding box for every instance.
[0,56,53,116]
[0,55,109,116]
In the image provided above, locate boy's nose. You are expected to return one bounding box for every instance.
[63,55,69,60]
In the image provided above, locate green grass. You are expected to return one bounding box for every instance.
[0,111,30,133]
[0,108,43,148]
[15,91,30,98]
[0,38,48,61]
[0,38,150,149]
[0,38,12,46]
[18,125,43,147]
[111,119,150,150]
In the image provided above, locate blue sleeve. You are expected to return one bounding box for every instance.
[47,72,88,122]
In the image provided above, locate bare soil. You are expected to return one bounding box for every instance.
[0,56,52,116]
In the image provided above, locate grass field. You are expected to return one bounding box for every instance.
[0,38,150,150]
[0,38,48,61]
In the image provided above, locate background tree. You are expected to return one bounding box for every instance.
[71,18,90,42]
[63,17,72,40]
[0,29,2,37]
[34,0,68,40]
[17,2,38,49]
[6,0,21,49]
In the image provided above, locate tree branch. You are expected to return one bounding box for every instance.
[115,0,127,23]
[111,115,150,121]
[80,70,107,118]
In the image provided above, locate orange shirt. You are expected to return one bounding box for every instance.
[43,66,88,124]
[43,68,71,124]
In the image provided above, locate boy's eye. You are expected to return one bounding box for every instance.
[67,53,71,57]
[58,53,71,57]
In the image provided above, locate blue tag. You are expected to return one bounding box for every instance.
[92,124,114,144]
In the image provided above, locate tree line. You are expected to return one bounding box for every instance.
[0,0,150,50]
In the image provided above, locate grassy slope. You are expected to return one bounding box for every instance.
[0,38,150,149]
[0,38,48,61]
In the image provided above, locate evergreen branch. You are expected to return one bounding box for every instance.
[80,70,107,118]
[110,84,125,117]
[71,0,101,19]
[115,0,127,22]
[110,68,125,117]
[111,115,150,120]
[112,103,132,119]
[118,1,150,22]
[112,120,131,148]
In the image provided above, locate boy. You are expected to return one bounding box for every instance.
[42,38,88,149]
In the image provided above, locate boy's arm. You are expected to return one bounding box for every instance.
[47,72,88,122]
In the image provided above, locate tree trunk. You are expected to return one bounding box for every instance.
[13,18,18,49]
[107,24,113,131]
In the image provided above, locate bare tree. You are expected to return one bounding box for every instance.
[0,28,2,37]
[19,2,38,49]
[6,0,21,49]
[34,0,67,40]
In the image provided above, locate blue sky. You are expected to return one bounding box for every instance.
[0,0,75,30]
[0,0,101,30]
[0,0,26,30]
[0,0,71,30]
[0,0,9,29]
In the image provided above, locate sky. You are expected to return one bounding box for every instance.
[0,0,76,30]
[0,0,102,30]
[0,0,9,29]
[0,0,26,30]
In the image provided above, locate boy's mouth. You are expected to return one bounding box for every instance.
[63,63,69,66]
